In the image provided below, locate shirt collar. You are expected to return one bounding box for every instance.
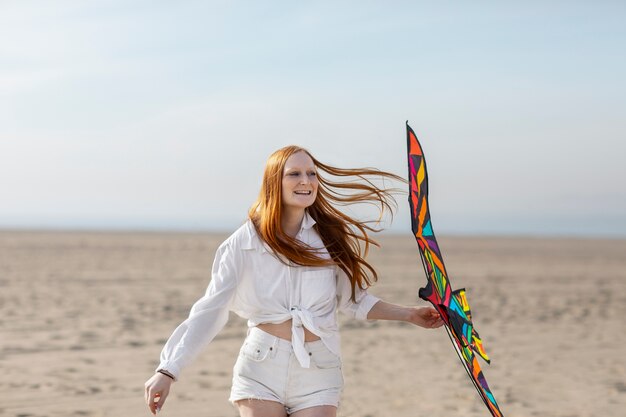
[242,220,263,251]
[301,210,317,231]
[242,211,316,252]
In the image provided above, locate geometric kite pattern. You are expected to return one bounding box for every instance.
[406,122,504,417]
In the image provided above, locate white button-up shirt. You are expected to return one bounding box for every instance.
[157,212,380,379]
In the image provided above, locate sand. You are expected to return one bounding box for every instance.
[0,230,624,417]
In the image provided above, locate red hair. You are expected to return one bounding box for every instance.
[248,146,403,301]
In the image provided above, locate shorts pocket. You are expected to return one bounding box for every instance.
[239,340,274,362]
[310,347,341,369]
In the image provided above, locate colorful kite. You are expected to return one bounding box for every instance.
[406,122,504,417]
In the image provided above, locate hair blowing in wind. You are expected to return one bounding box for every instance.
[249,145,405,301]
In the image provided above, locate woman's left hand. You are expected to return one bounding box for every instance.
[407,306,444,329]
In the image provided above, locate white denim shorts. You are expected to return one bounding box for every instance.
[229,327,344,414]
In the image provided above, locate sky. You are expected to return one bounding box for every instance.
[1,1,625,237]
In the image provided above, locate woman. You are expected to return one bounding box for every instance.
[144,146,443,416]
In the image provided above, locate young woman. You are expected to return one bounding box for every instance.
[144,146,443,416]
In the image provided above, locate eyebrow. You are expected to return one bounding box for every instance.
[284,167,316,172]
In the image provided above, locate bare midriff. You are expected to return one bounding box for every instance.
[256,319,321,342]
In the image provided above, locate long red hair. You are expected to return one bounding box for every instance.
[248,146,404,301]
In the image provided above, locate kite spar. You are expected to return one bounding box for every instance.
[406,122,504,417]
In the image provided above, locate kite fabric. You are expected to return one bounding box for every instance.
[406,122,504,417]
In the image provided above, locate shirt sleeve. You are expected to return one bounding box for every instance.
[335,266,380,320]
[156,240,239,380]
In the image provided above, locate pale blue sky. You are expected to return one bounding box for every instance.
[1,1,625,237]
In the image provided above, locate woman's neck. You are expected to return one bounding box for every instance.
[281,208,305,238]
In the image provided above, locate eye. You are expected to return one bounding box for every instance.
[288,172,299,176]
[308,172,317,177]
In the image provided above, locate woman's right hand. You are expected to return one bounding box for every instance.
[144,372,174,415]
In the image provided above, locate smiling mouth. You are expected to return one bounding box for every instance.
[294,191,312,195]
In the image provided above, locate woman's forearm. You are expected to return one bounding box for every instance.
[366,300,411,322]
[367,300,444,329]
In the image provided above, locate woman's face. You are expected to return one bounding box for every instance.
[281,151,319,212]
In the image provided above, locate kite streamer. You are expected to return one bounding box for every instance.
[406,122,504,417]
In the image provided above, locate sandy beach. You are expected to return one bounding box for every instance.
[0,230,624,417]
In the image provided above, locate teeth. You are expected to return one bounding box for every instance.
[295,191,311,195]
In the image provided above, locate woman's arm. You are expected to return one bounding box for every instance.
[145,240,240,414]
[367,300,444,329]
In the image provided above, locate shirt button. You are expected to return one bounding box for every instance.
[308,352,312,356]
